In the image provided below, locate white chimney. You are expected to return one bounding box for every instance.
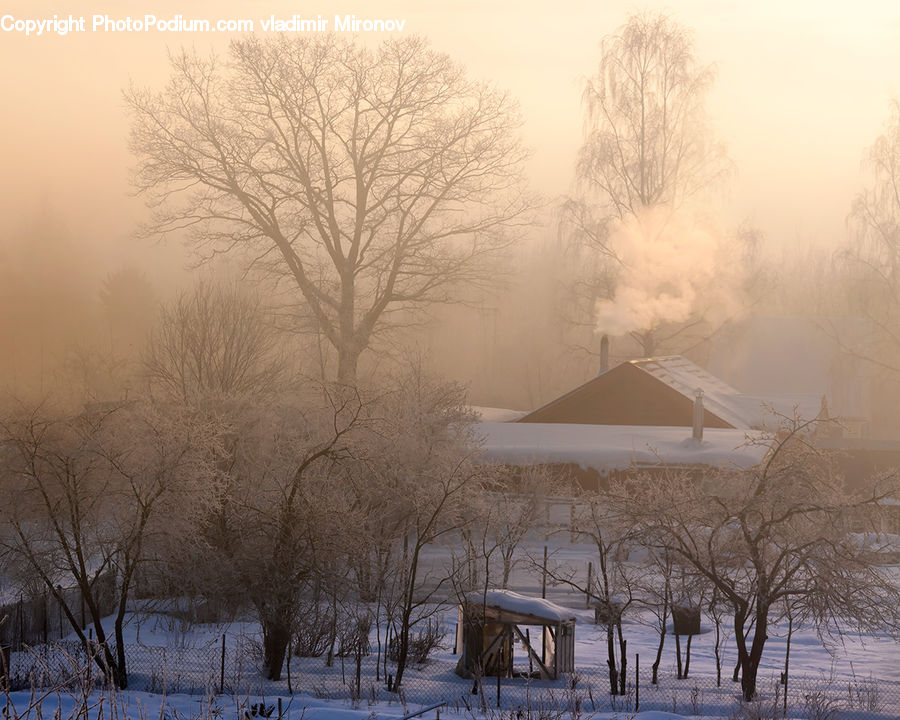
[692,388,704,442]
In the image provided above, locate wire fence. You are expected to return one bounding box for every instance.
[4,637,900,720]
[0,574,117,650]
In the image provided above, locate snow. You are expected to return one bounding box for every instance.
[476,421,767,473]
[4,542,898,720]
[464,589,577,623]
[632,356,823,430]
[469,406,527,422]
[0,689,700,720]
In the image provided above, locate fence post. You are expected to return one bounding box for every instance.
[17,596,23,651]
[635,653,639,712]
[0,643,9,691]
[586,563,592,609]
[42,593,48,644]
[220,633,226,694]
[541,546,548,599]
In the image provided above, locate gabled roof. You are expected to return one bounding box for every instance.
[517,355,821,430]
[629,356,749,428]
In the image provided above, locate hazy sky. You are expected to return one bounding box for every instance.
[2,0,899,283]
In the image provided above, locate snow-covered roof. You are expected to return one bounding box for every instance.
[470,406,528,422]
[630,356,822,430]
[476,421,767,473]
[465,589,576,624]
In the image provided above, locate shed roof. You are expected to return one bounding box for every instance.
[464,589,577,625]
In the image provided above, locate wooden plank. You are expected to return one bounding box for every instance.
[512,624,554,680]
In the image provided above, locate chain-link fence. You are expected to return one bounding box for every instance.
[5,637,900,720]
[0,574,117,650]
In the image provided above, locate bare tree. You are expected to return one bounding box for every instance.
[349,371,485,692]
[537,490,634,695]
[562,12,733,360]
[198,386,365,681]
[578,11,727,221]
[624,419,900,701]
[127,36,529,385]
[839,100,900,376]
[0,400,218,688]
[143,281,290,401]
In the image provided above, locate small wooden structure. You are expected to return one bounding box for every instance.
[672,604,701,636]
[455,590,576,680]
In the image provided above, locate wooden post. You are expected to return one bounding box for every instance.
[287,635,293,695]
[525,629,533,677]
[541,546,548,599]
[42,594,48,644]
[635,653,640,712]
[277,698,282,720]
[496,670,501,707]
[219,634,226,694]
[586,562,593,609]
[0,644,9,692]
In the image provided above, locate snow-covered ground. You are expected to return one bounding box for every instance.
[4,537,899,720]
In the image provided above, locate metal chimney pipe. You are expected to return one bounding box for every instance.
[692,388,704,442]
[599,335,609,374]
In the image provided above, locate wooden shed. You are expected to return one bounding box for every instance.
[455,590,576,680]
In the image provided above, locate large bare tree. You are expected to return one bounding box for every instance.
[127,36,529,384]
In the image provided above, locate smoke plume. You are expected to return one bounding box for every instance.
[595,205,744,338]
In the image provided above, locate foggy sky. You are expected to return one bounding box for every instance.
[1,0,899,282]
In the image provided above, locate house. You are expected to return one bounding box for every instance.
[516,355,821,430]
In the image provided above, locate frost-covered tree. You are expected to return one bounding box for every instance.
[0,400,218,688]
[624,420,900,701]
[359,374,485,692]
[197,386,365,681]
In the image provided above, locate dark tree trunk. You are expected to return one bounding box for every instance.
[736,605,768,702]
[652,589,669,684]
[675,633,683,679]
[261,613,292,681]
[263,625,290,681]
[606,622,618,695]
[683,634,692,678]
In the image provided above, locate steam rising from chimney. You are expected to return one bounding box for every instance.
[594,206,744,339]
